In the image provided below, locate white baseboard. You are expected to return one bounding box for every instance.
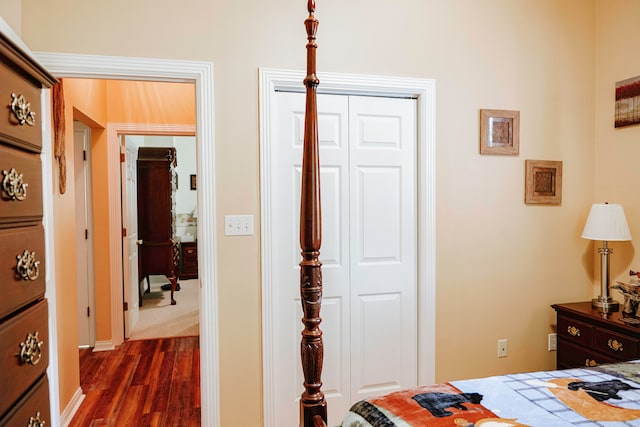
[93,340,115,352]
[59,387,85,427]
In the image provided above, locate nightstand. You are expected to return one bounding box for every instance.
[552,302,640,369]
[179,241,198,279]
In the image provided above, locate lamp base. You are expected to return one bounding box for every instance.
[592,296,620,312]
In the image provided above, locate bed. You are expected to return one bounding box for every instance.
[296,2,640,427]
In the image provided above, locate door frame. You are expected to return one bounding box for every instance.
[117,126,196,339]
[259,68,436,426]
[35,52,220,427]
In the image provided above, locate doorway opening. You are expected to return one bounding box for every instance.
[36,52,219,426]
[122,134,200,341]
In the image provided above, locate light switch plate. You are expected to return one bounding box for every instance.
[224,215,254,236]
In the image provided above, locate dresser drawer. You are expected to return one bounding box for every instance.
[0,60,43,153]
[557,339,617,369]
[0,225,45,320]
[0,144,42,227]
[0,300,48,417]
[593,327,640,360]
[0,374,49,425]
[557,315,594,347]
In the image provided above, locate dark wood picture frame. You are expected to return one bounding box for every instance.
[525,160,562,205]
[480,109,520,155]
[190,174,196,190]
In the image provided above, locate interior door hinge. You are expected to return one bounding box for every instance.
[85,229,89,240]
[83,150,87,161]
[120,152,125,163]
[87,306,90,317]
[123,302,129,311]
[122,228,126,237]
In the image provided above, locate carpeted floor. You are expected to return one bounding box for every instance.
[129,278,200,341]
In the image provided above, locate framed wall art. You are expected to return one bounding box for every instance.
[615,76,640,128]
[525,160,562,205]
[480,109,520,155]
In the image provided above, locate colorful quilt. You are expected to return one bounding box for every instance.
[341,361,640,426]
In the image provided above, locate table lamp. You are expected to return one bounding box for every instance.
[582,203,632,311]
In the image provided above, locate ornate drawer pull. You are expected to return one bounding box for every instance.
[2,168,28,201]
[28,411,45,427]
[567,325,581,337]
[585,358,598,367]
[10,93,36,126]
[16,249,40,281]
[18,331,43,365]
[608,339,624,352]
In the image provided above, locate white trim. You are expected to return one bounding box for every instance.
[34,52,220,427]
[59,387,85,427]
[259,68,436,426]
[42,88,61,427]
[92,340,115,352]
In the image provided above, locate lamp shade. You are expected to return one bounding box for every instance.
[582,203,632,241]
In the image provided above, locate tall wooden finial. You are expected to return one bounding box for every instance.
[299,2,326,427]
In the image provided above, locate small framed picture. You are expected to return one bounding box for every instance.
[190,174,197,190]
[525,160,562,205]
[480,109,520,155]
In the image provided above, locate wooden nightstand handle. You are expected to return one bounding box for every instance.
[567,325,581,337]
[608,339,624,352]
[585,358,598,367]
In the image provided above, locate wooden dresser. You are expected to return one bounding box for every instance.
[137,147,180,303]
[552,302,640,369]
[0,24,56,426]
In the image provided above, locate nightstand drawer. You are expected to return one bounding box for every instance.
[558,315,593,347]
[557,339,617,369]
[593,327,639,359]
[0,60,43,153]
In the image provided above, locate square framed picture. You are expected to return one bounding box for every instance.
[480,109,520,155]
[525,160,562,205]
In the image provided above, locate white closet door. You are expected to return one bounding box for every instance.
[348,95,417,401]
[271,91,417,427]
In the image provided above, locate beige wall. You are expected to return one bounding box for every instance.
[0,0,21,35]
[594,3,640,276]
[14,0,640,426]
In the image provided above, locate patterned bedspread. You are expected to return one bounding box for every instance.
[341,361,640,426]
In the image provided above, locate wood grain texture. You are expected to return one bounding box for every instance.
[70,336,200,427]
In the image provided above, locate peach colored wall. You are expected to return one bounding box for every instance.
[54,77,107,409]
[106,80,195,125]
[17,1,630,426]
[52,78,194,412]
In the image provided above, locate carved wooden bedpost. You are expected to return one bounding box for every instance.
[300,1,327,427]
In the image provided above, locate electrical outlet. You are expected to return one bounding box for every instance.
[548,333,557,351]
[224,215,254,236]
[498,339,508,358]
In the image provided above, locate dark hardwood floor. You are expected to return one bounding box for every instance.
[70,336,200,426]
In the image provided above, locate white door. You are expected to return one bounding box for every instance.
[121,135,141,338]
[74,121,96,348]
[271,92,417,426]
